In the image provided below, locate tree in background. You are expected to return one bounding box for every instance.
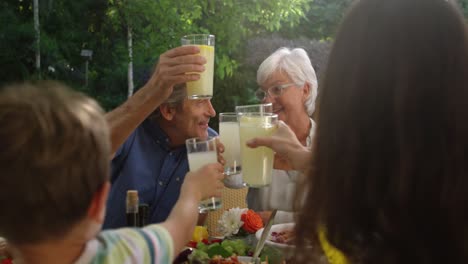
[0,0,312,113]
[3,0,468,131]
[0,0,35,82]
[33,0,40,75]
[279,0,353,41]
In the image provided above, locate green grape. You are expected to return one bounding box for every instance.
[188,249,210,263]
[207,242,220,250]
[196,242,208,252]
[221,240,233,248]
[224,245,234,254]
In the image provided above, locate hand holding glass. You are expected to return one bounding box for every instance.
[186,137,222,212]
[219,113,244,189]
[236,104,278,188]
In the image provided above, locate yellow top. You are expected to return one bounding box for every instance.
[318,229,349,264]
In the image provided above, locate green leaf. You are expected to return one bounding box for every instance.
[260,245,284,264]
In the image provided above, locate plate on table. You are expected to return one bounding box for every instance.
[255,222,296,250]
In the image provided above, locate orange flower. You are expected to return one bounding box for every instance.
[241,209,264,233]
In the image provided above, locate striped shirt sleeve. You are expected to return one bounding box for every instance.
[78,224,174,264]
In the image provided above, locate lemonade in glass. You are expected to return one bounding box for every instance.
[185,136,222,212]
[181,34,215,99]
[235,104,277,188]
[219,113,244,189]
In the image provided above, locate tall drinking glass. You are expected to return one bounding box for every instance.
[236,104,278,188]
[186,137,222,212]
[219,113,244,189]
[181,34,215,99]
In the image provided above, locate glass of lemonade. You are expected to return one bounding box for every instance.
[185,136,222,212]
[181,34,215,99]
[219,113,244,189]
[235,104,278,188]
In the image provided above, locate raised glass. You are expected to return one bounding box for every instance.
[235,103,278,188]
[219,113,244,189]
[185,136,222,212]
[181,34,215,99]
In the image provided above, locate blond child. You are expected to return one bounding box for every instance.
[0,81,224,263]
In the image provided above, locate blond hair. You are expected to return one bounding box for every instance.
[0,81,110,245]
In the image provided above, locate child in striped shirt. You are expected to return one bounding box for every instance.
[0,82,224,264]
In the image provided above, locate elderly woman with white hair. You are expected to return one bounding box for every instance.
[247,47,318,223]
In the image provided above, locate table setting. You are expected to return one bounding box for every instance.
[174,207,295,264]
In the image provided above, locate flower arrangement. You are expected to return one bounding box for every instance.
[217,207,264,238]
[0,257,12,264]
[177,209,281,264]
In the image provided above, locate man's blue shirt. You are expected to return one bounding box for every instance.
[103,118,217,229]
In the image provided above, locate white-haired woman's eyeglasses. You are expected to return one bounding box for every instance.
[254,83,297,101]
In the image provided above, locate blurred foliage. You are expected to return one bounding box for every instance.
[278,0,354,41]
[6,0,466,130]
[0,0,313,114]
